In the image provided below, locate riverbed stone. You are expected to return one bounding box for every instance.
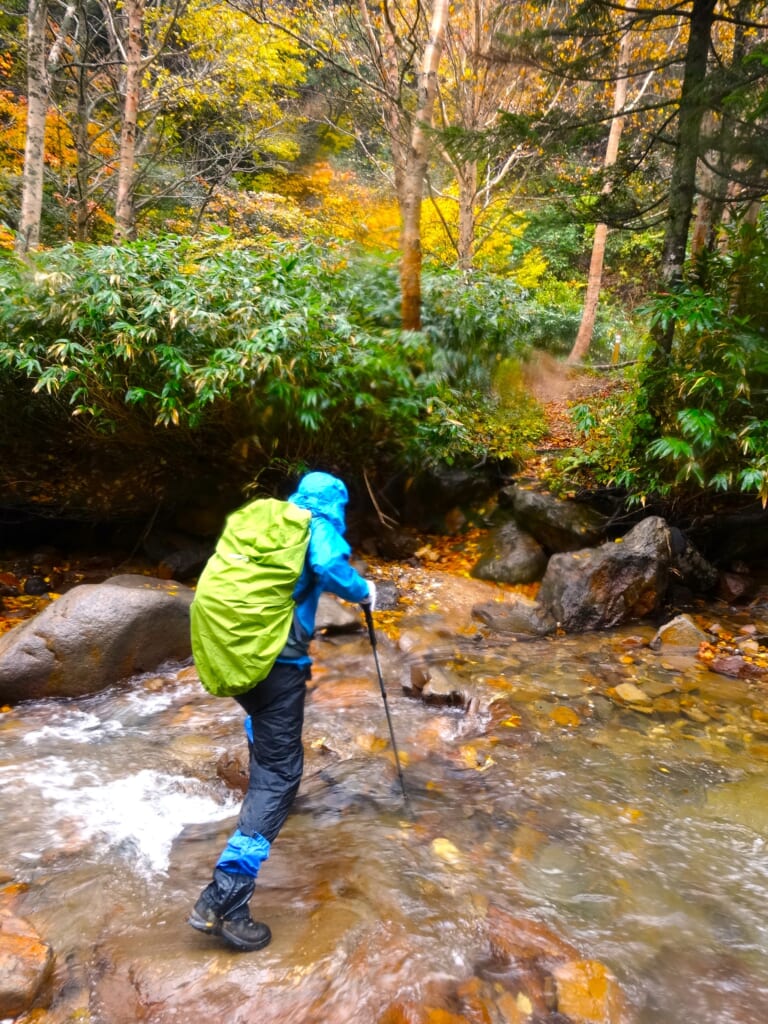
[414,665,472,707]
[472,595,556,638]
[486,904,580,963]
[649,614,710,652]
[0,574,194,704]
[500,486,606,553]
[552,959,626,1024]
[611,682,652,705]
[471,522,548,585]
[0,908,54,1019]
[538,516,673,632]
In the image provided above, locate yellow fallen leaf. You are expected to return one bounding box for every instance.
[431,837,462,864]
[500,714,522,728]
[459,744,495,771]
[550,706,580,728]
[355,732,388,753]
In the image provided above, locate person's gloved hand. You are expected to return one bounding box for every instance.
[360,580,377,613]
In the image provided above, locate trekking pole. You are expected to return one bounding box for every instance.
[363,605,412,815]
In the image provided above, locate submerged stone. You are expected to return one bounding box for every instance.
[650,614,710,652]
[0,909,54,1019]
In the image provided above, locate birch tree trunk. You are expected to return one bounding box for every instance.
[16,0,78,253]
[114,0,145,241]
[567,19,631,364]
[400,0,449,330]
[16,0,49,254]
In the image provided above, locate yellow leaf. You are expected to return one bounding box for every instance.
[550,706,580,727]
[431,837,462,864]
[500,714,522,728]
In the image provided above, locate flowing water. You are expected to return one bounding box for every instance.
[3,593,768,1023]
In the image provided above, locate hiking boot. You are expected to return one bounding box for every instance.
[220,915,272,952]
[188,895,222,936]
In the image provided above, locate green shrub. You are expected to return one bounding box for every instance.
[0,236,552,499]
[550,218,768,505]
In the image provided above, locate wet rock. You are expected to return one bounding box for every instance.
[643,946,768,1023]
[0,574,194,704]
[0,908,54,1019]
[668,527,718,593]
[717,570,757,603]
[0,572,20,597]
[316,593,365,633]
[378,999,425,1023]
[552,959,626,1024]
[361,527,422,561]
[22,575,49,596]
[501,486,606,553]
[216,748,249,793]
[649,614,709,652]
[707,654,765,679]
[611,682,652,706]
[418,665,472,708]
[399,465,500,532]
[471,522,548,585]
[472,596,556,639]
[486,904,580,963]
[476,956,555,1015]
[538,517,672,632]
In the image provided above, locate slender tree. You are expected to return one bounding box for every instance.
[16,0,76,252]
[400,0,448,328]
[242,0,452,328]
[113,0,144,240]
[568,15,632,364]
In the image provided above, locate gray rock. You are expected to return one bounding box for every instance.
[472,594,556,638]
[417,664,472,707]
[471,521,548,584]
[538,516,672,632]
[669,527,719,592]
[501,486,606,553]
[0,575,194,704]
[315,593,364,632]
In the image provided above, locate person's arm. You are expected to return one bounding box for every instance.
[309,519,374,606]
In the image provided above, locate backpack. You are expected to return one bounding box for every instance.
[190,498,311,697]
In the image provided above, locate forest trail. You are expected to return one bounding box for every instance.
[520,352,625,476]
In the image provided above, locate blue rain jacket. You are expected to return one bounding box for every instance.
[278,472,369,664]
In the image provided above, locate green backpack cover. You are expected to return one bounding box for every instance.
[190,498,311,697]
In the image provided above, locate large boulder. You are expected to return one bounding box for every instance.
[538,516,672,632]
[501,486,606,553]
[0,575,194,704]
[471,521,548,584]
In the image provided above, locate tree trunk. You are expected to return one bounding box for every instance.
[567,18,631,364]
[16,0,49,254]
[457,159,477,270]
[400,0,449,330]
[114,0,145,242]
[653,0,716,353]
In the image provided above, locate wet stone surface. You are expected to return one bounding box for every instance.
[2,558,768,1022]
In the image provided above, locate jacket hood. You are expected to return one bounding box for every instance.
[288,472,349,534]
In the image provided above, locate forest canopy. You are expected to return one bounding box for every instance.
[1,0,768,524]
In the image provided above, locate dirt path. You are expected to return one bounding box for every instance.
[519,353,623,477]
[524,354,614,444]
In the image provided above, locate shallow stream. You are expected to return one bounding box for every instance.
[3,590,768,1023]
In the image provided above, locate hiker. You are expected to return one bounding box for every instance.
[188,471,376,952]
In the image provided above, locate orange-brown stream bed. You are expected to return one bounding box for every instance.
[3,593,768,1023]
